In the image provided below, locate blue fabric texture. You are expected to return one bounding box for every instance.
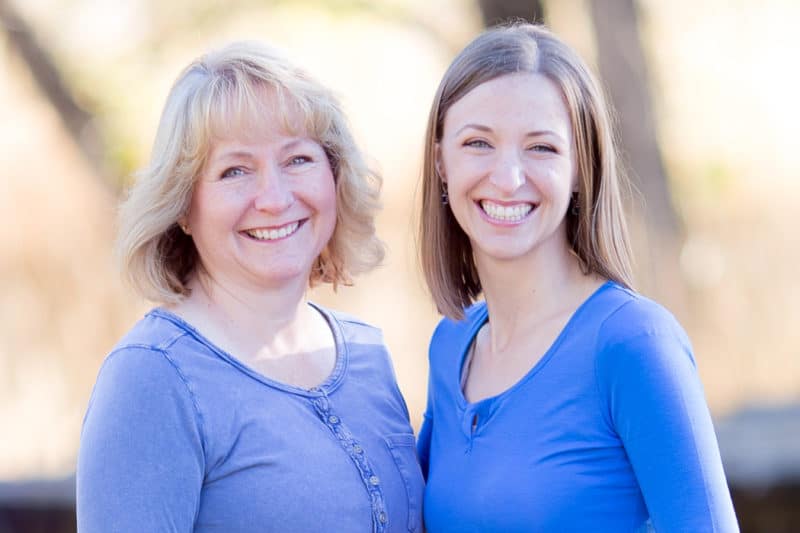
[77,304,424,533]
[418,281,738,532]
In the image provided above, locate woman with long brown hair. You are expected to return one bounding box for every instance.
[417,23,737,532]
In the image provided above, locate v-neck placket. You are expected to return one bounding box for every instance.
[151,304,389,532]
[454,281,614,449]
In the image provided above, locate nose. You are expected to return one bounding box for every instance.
[253,167,293,213]
[489,152,526,194]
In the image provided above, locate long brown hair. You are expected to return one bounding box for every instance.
[420,23,634,319]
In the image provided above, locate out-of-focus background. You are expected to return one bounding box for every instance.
[0,0,797,531]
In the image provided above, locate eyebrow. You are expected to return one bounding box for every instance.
[212,138,316,162]
[454,123,492,136]
[454,123,566,143]
[525,130,567,144]
[215,150,255,162]
[281,138,309,152]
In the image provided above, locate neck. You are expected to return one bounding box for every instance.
[474,238,597,353]
[175,270,316,358]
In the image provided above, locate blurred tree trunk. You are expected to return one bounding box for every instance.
[0,0,112,189]
[477,0,545,25]
[476,0,686,306]
[588,0,686,307]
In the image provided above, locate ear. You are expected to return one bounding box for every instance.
[434,142,446,183]
[178,215,190,235]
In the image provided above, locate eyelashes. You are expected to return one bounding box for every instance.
[461,139,559,154]
[218,155,315,179]
[464,139,491,149]
[288,155,313,166]
[221,167,246,179]
[530,144,557,153]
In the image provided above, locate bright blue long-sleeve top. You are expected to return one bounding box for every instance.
[418,281,738,532]
[77,304,424,533]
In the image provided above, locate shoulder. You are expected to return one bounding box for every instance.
[429,301,487,360]
[593,284,695,376]
[83,344,203,450]
[592,283,689,346]
[85,321,205,442]
[434,302,487,335]
[113,308,191,353]
[92,310,200,404]
[93,345,192,405]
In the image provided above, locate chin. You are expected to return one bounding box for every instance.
[475,247,531,263]
[471,236,536,260]
[249,264,311,288]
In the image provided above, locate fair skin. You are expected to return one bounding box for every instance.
[437,73,604,403]
[170,96,338,389]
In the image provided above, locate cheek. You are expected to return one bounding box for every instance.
[186,188,211,228]
[314,174,338,225]
[441,153,484,193]
[537,162,574,200]
[189,187,238,225]
[439,144,466,180]
[320,173,337,207]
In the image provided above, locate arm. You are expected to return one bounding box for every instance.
[77,347,205,532]
[598,329,738,532]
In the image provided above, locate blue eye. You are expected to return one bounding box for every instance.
[289,155,312,165]
[221,167,245,178]
[530,144,556,153]
[465,139,491,149]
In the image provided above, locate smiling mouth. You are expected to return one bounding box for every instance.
[479,200,535,222]
[243,220,302,241]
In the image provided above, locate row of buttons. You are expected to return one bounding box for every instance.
[311,389,388,532]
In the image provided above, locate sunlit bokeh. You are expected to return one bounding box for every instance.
[1,0,798,507]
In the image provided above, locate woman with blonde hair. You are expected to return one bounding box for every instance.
[417,24,737,531]
[77,41,423,532]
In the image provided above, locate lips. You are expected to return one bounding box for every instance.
[243,220,302,241]
[479,200,535,222]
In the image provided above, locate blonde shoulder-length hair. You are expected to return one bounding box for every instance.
[420,23,634,320]
[117,41,384,304]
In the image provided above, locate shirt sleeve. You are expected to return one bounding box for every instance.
[77,346,205,532]
[417,344,437,481]
[596,328,738,532]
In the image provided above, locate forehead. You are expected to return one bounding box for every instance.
[443,73,571,137]
[205,83,312,146]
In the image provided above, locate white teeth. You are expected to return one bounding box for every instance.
[247,221,300,241]
[480,200,533,222]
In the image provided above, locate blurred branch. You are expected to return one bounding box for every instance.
[477,0,545,26]
[0,0,116,192]
[143,0,471,57]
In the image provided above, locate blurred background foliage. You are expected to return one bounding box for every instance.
[0,0,799,530]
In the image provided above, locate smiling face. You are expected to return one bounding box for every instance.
[437,73,576,267]
[184,100,336,293]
